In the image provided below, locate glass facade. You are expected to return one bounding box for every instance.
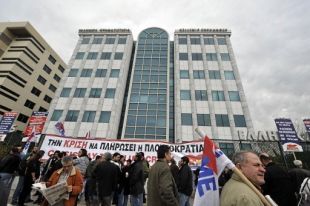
[124,28,169,140]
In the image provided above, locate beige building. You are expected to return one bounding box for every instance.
[0,22,67,132]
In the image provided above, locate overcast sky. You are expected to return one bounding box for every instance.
[1,0,309,132]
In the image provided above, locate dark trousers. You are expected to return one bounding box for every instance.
[18,176,33,206]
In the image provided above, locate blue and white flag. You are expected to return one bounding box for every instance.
[22,126,36,154]
[55,122,65,136]
[193,134,235,206]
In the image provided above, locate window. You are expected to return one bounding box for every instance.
[204,38,215,45]
[219,143,234,157]
[24,99,35,109]
[51,110,63,121]
[180,90,191,100]
[105,88,115,98]
[17,113,29,123]
[110,69,120,78]
[221,53,230,61]
[39,107,47,112]
[234,115,246,127]
[179,38,187,44]
[31,87,41,97]
[99,111,111,123]
[80,69,92,77]
[206,53,217,61]
[81,38,90,44]
[95,69,107,77]
[114,52,123,60]
[68,69,79,77]
[217,38,226,45]
[209,70,221,79]
[181,113,192,125]
[43,65,52,74]
[75,52,85,59]
[101,52,112,60]
[192,53,203,61]
[118,37,127,44]
[60,88,71,97]
[179,53,188,60]
[197,114,211,126]
[240,143,252,150]
[87,52,98,60]
[89,88,102,98]
[54,74,61,82]
[180,70,189,79]
[82,111,96,122]
[58,65,65,73]
[37,75,47,85]
[215,114,230,127]
[73,88,86,97]
[105,38,115,44]
[195,90,208,101]
[49,84,57,92]
[224,71,235,80]
[43,95,52,103]
[190,37,200,44]
[48,55,56,64]
[92,38,103,44]
[212,90,225,101]
[193,70,205,79]
[228,91,240,101]
[65,110,79,122]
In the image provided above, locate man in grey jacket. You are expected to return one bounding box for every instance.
[147,145,178,206]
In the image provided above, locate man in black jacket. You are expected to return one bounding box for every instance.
[177,156,193,206]
[288,160,310,195]
[92,152,118,206]
[129,152,144,206]
[0,146,21,206]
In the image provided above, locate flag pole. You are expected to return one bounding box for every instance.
[195,128,274,206]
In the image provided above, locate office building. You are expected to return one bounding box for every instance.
[0,22,67,132]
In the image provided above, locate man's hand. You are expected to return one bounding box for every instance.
[67,185,72,192]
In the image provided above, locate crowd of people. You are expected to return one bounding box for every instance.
[0,144,310,206]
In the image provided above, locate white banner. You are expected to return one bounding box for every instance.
[40,134,204,165]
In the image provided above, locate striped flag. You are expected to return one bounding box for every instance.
[85,130,91,139]
[55,121,65,136]
[22,126,36,154]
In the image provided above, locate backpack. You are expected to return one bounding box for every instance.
[298,177,310,206]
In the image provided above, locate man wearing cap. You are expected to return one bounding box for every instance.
[288,160,310,195]
[147,145,178,206]
[92,152,119,206]
[259,152,296,206]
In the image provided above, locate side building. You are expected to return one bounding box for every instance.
[44,29,133,138]
[0,22,67,132]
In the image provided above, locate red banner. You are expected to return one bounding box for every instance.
[23,111,48,136]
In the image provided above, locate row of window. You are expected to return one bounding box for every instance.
[30,87,52,103]
[178,37,227,45]
[179,53,230,61]
[181,113,246,127]
[75,52,124,60]
[81,37,127,45]
[68,68,120,78]
[51,110,111,123]
[180,90,240,101]
[60,88,115,98]
[180,70,235,80]
[23,99,47,112]
[42,65,62,82]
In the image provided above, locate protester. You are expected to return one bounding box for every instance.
[122,159,132,206]
[259,153,297,206]
[220,151,266,206]
[41,151,62,181]
[147,145,178,206]
[170,158,179,184]
[92,152,119,206]
[42,156,83,206]
[177,156,193,206]
[117,155,126,206]
[139,152,149,203]
[0,146,21,206]
[85,155,102,206]
[112,152,121,169]
[18,150,45,206]
[129,152,144,206]
[288,160,310,196]
[73,149,89,177]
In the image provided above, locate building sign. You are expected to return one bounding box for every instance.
[274,118,302,152]
[0,112,18,141]
[303,119,310,137]
[41,134,204,165]
[23,111,49,136]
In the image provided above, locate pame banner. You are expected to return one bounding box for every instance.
[303,119,310,137]
[274,118,302,152]
[41,134,204,165]
[0,112,18,141]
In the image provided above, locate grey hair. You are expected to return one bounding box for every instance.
[232,151,256,164]
[61,156,73,165]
